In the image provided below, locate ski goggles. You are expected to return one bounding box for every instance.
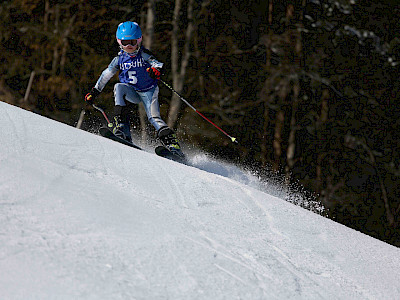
[120,39,138,47]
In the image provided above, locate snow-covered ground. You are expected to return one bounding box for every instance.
[0,101,399,299]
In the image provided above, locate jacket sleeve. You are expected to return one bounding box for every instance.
[94,56,119,92]
[141,48,164,69]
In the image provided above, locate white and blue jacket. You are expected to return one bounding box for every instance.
[94,47,164,92]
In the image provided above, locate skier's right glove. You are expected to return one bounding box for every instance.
[85,88,100,105]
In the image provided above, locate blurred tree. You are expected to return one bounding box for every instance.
[167,0,196,128]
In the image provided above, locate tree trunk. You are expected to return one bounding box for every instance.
[320,89,329,124]
[316,153,326,194]
[44,0,50,31]
[260,99,270,167]
[60,13,76,73]
[285,81,299,182]
[316,89,329,194]
[76,109,85,129]
[167,0,194,128]
[140,0,156,141]
[361,141,395,227]
[52,4,60,75]
[273,109,285,172]
[260,0,274,167]
[24,71,36,103]
[268,0,273,27]
[143,0,155,49]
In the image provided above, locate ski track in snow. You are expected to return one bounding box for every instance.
[0,102,399,300]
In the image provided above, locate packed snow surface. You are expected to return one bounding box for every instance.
[0,102,399,299]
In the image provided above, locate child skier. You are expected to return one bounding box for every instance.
[85,21,183,158]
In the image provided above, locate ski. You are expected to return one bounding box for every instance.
[155,145,187,164]
[99,127,142,150]
[99,127,187,164]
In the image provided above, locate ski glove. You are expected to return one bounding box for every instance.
[85,88,100,105]
[146,67,161,80]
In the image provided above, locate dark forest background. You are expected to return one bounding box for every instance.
[1,0,399,247]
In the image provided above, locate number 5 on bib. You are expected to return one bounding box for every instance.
[128,71,137,84]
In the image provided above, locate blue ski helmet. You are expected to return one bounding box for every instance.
[116,21,142,40]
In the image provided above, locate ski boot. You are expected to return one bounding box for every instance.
[112,115,132,143]
[157,127,184,158]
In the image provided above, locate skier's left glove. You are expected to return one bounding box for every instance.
[146,67,161,80]
[85,87,100,105]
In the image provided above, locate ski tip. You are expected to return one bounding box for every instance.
[231,137,238,144]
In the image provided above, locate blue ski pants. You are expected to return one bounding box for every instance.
[114,83,167,131]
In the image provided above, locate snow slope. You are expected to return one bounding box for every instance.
[0,102,399,300]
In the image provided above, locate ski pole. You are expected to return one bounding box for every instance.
[92,104,113,127]
[159,79,238,144]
